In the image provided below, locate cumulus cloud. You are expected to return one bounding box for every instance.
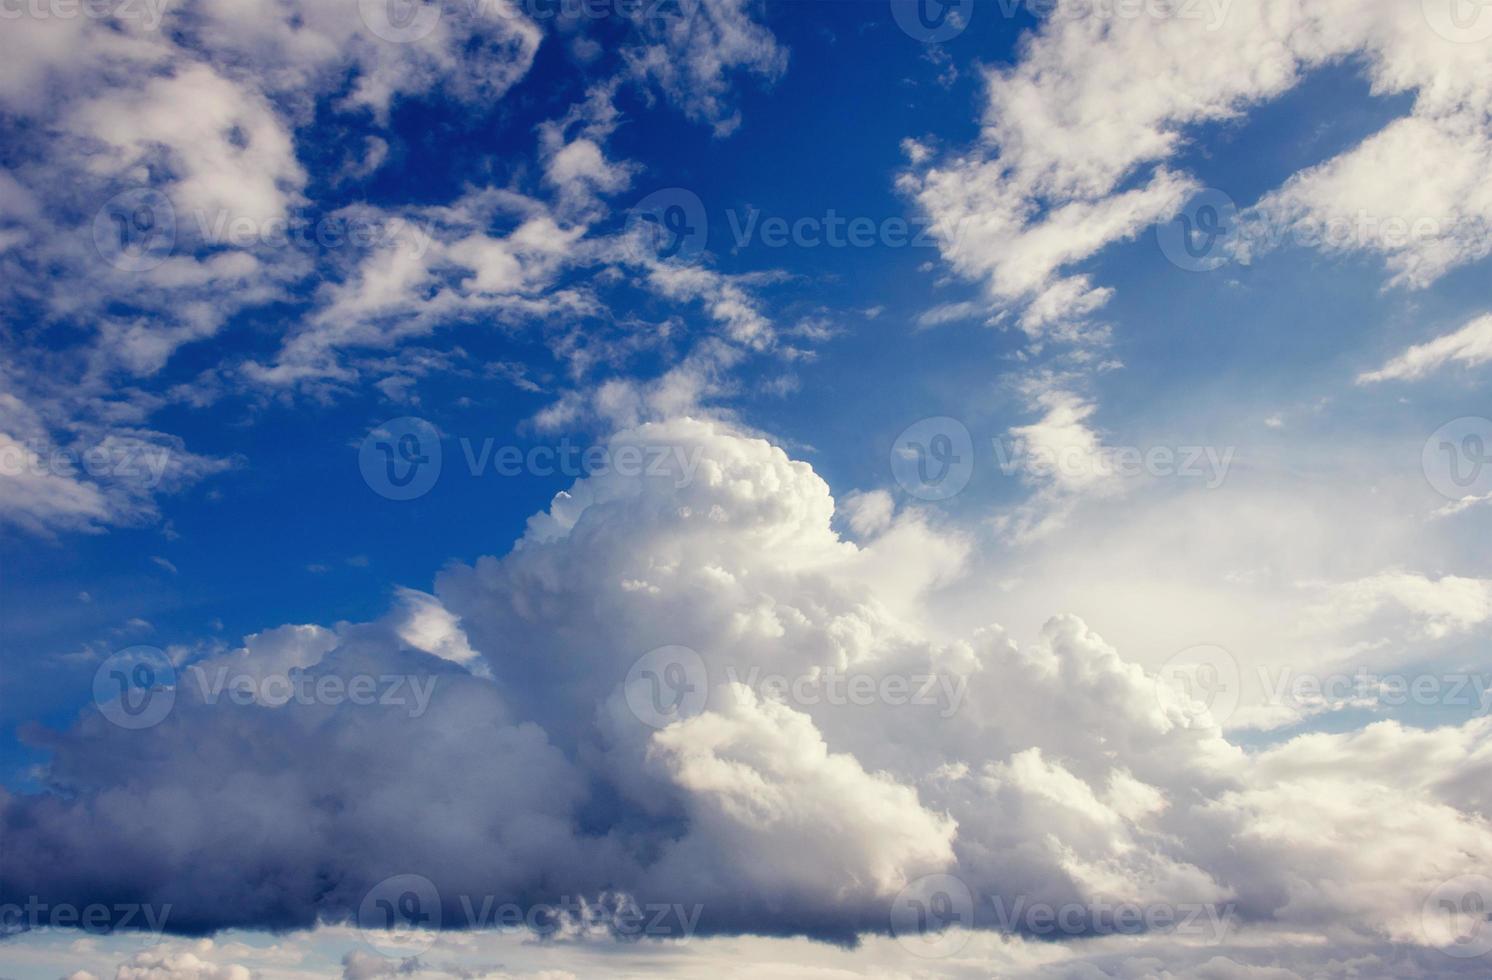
[1358,313,1492,384]
[901,0,1492,334]
[5,419,1489,961]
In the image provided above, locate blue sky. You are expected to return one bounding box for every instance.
[2,1,1492,977]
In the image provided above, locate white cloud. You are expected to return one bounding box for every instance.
[1309,571,1492,640]
[8,419,1489,958]
[621,0,788,137]
[902,0,1492,333]
[1358,313,1492,384]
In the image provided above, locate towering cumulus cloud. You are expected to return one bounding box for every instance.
[5,419,1489,959]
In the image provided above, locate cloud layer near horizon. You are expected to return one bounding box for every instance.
[5,420,1489,957]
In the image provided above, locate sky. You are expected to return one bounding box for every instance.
[1,0,1491,977]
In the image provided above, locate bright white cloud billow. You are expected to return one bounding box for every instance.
[7,421,1490,971]
[1359,314,1492,384]
[4,1,1492,977]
